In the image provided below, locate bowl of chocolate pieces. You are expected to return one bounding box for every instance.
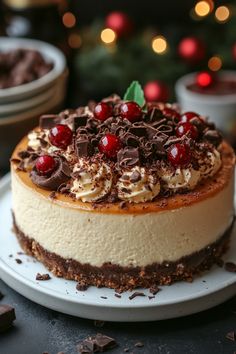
[0,37,67,170]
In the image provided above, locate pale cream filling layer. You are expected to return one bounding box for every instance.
[11,169,235,267]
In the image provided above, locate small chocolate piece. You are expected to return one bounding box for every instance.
[129,170,141,183]
[129,292,146,300]
[226,331,236,341]
[134,341,144,348]
[39,114,59,129]
[75,139,93,158]
[0,305,16,332]
[15,258,22,264]
[72,115,89,131]
[36,273,51,281]
[76,282,89,291]
[149,285,160,295]
[100,296,107,299]
[78,333,117,353]
[224,262,236,272]
[117,147,140,167]
[203,129,222,146]
[114,293,121,298]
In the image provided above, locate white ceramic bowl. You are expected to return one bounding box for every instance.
[175,71,236,133]
[0,37,66,104]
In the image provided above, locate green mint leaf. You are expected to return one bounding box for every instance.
[123,81,146,108]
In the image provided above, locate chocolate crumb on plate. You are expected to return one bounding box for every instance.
[226,331,236,341]
[77,333,117,353]
[134,341,144,348]
[224,262,236,272]
[129,292,146,300]
[100,296,108,299]
[76,282,89,291]
[149,285,160,295]
[36,273,51,281]
[15,258,22,264]
[148,296,155,300]
[114,293,121,298]
[0,305,16,332]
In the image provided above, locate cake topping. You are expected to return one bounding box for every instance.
[30,157,71,190]
[49,124,73,150]
[16,80,224,204]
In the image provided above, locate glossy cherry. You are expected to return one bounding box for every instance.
[94,102,113,121]
[176,122,198,139]
[167,143,191,166]
[180,111,199,123]
[35,155,56,175]
[120,101,142,122]
[98,133,122,158]
[163,107,181,120]
[49,124,73,150]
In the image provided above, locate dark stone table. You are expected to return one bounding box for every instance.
[1,279,236,354]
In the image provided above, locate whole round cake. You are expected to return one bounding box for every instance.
[11,83,235,291]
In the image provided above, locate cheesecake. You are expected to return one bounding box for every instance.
[11,90,235,291]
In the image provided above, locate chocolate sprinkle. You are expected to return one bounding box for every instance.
[15,258,22,264]
[36,273,51,281]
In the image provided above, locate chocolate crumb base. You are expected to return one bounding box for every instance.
[12,213,234,291]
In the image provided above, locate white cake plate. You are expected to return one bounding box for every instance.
[0,174,236,322]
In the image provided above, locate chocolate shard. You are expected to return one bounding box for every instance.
[129,292,146,300]
[0,305,16,332]
[78,333,117,353]
[36,273,51,281]
[117,147,140,167]
[71,115,89,132]
[39,114,59,129]
[224,262,236,272]
[75,139,94,158]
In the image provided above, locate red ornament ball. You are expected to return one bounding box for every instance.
[98,134,122,158]
[120,101,142,122]
[49,124,73,150]
[144,81,169,102]
[35,155,56,176]
[105,11,133,37]
[94,102,113,121]
[178,37,205,63]
[168,143,191,167]
[176,122,198,140]
[196,71,214,88]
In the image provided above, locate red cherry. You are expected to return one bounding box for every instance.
[176,122,198,140]
[98,133,122,158]
[49,124,73,150]
[120,101,142,122]
[168,143,191,166]
[163,107,181,120]
[94,102,113,121]
[35,155,56,175]
[196,71,214,88]
[180,112,199,123]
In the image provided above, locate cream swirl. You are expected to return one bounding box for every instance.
[28,130,49,151]
[198,149,221,179]
[159,166,200,191]
[71,159,112,202]
[117,166,160,203]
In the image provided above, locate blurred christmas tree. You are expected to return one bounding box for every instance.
[68,1,236,102]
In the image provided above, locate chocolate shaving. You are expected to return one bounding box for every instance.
[75,139,94,158]
[129,292,146,300]
[36,273,51,281]
[39,114,59,129]
[224,262,236,272]
[203,129,222,147]
[30,157,71,191]
[117,147,140,167]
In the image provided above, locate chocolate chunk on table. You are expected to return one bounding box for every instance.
[77,333,117,353]
[0,304,16,332]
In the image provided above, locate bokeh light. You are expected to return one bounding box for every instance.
[62,12,76,28]
[152,36,168,54]
[208,56,222,71]
[195,1,211,17]
[68,33,82,49]
[101,28,116,44]
[215,6,230,23]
